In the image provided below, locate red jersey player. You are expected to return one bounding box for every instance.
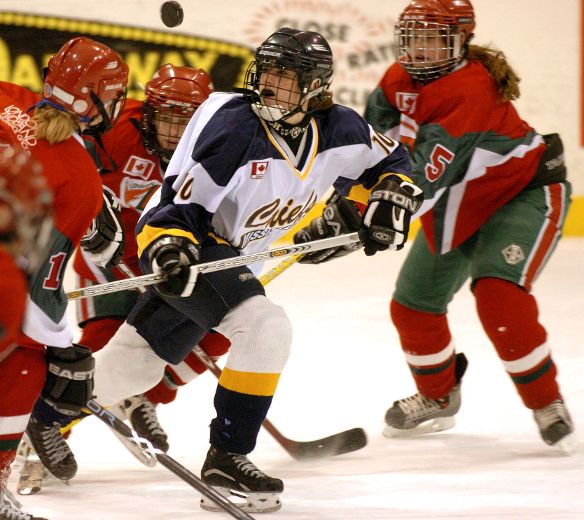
[0,38,128,511]
[0,145,52,519]
[362,0,573,450]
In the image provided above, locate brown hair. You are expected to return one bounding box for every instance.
[308,90,333,112]
[33,105,80,145]
[467,44,521,102]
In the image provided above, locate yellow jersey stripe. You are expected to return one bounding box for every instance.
[136,225,199,257]
[258,118,319,180]
[219,367,280,396]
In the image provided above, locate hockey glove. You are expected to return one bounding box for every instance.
[293,191,363,264]
[80,186,125,269]
[363,174,424,255]
[148,235,200,298]
[42,344,95,416]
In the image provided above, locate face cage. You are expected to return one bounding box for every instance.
[142,103,195,160]
[244,60,319,122]
[394,21,464,81]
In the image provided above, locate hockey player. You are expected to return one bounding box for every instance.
[0,146,53,520]
[81,27,421,513]
[358,0,572,449]
[71,63,228,452]
[0,36,129,501]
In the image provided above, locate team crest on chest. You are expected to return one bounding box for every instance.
[396,92,418,115]
[123,155,156,179]
[251,160,269,179]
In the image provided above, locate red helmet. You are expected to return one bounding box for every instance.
[0,145,53,271]
[43,37,129,131]
[395,0,475,81]
[142,64,214,160]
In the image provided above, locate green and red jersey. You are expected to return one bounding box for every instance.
[365,60,545,254]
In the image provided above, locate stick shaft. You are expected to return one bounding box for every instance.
[67,232,361,300]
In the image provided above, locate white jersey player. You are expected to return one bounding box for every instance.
[89,27,422,513]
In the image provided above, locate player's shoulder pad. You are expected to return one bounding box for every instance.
[315,104,371,150]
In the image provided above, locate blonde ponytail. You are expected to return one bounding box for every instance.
[33,105,79,145]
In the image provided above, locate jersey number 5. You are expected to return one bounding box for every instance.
[425,144,455,182]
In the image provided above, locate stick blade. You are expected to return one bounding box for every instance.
[286,427,367,460]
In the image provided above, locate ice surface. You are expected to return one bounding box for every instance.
[11,239,584,519]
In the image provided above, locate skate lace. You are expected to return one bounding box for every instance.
[137,401,165,436]
[231,454,268,479]
[0,489,32,520]
[534,400,570,429]
[37,425,69,465]
[398,393,445,419]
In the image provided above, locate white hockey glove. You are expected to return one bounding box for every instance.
[81,186,124,268]
[363,174,423,255]
[148,235,200,298]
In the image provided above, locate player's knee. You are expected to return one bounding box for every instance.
[219,296,292,371]
[93,322,166,405]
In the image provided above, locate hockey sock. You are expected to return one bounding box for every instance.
[390,299,457,399]
[474,277,559,409]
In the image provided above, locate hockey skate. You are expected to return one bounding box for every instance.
[200,447,283,513]
[15,435,48,496]
[106,399,158,467]
[0,488,47,520]
[533,399,577,454]
[118,395,169,453]
[25,417,77,482]
[383,353,468,438]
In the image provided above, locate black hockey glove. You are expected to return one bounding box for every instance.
[42,344,95,416]
[363,174,424,255]
[293,191,363,264]
[80,186,125,269]
[148,235,200,298]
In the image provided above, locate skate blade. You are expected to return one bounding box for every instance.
[200,487,282,513]
[552,432,578,455]
[383,416,456,438]
[17,461,48,495]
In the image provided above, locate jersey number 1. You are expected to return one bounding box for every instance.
[43,252,67,290]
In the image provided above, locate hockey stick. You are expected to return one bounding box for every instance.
[85,399,255,520]
[66,231,363,300]
[191,253,368,460]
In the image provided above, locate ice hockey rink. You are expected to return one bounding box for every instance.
[9,237,584,519]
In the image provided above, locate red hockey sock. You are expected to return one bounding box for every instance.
[390,299,456,399]
[474,277,559,409]
[0,347,46,482]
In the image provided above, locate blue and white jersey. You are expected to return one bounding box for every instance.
[136,92,411,265]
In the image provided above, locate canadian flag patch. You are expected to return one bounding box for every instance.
[251,160,269,179]
[123,155,156,179]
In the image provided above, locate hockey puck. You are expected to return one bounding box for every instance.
[160,1,184,28]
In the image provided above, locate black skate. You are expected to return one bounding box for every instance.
[200,447,283,513]
[117,395,169,453]
[533,399,577,454]
[0,488,47,520]
[25,416,77,482]
[384,353,468,438]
